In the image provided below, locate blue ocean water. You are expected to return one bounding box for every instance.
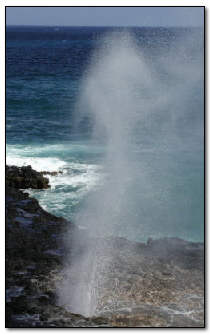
[6,26,204,242]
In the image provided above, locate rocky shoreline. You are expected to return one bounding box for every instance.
[6,165,204,327]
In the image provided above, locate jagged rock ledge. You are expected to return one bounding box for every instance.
[6,165,204,327]
[6,165,51,189]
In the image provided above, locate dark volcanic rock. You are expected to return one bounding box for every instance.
[6,185,78,327]
[6,165,50,189]
[41,170,63,176]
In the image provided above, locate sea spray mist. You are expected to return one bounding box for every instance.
[57,30,203,316]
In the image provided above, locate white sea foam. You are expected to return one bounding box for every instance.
[6,144,67,171]
[6,155,66,172]
[7,142,103,220]
[48,162,102,190]
[6,142,102,173]
[27,161,103,220]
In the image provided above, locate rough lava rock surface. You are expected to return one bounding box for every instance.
[6,165,50,189]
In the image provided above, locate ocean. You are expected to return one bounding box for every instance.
[6,26,204,242]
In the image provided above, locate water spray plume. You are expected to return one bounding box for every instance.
[57,30,203,316]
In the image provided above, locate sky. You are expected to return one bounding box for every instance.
[6,6,204,27]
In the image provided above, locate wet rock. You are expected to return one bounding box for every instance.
[76,236,204,327]
[6,184,77,327]
[6,165,50,189]
[41,170,63,176]
[5,166,204,327]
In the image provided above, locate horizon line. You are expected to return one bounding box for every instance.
[6,24,203,28]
